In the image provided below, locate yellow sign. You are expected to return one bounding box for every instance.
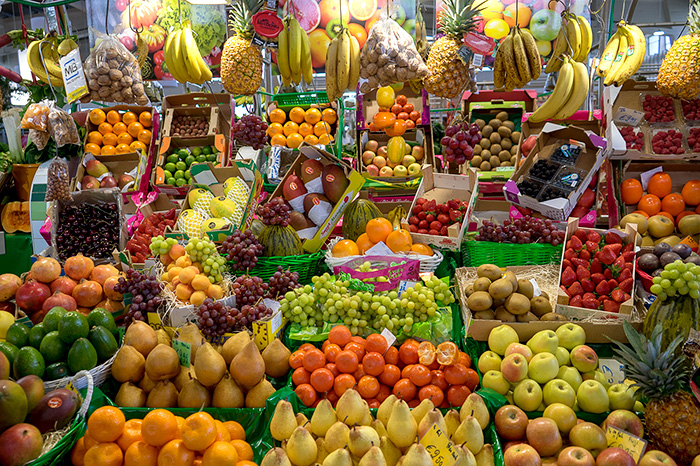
[419,423,462,466]
[606,426,647,463]
[147,312,163,331]
[65,381,83,404]
[252,310,286,350]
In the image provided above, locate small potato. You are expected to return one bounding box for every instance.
[468,291,493,312]
[480,161,492,171]
[481,125,494,137]
[489,119,502,129]
[477,264,502,281]
[496,111,509,121]
[489,155,501,167]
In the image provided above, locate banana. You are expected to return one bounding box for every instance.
[164,30,186,84]
[604,25,629,86]
[597,28,621,77]
[326,38,339,101]
[528,57,575,122]
[347,34,360,91]
[500,31,519,91]
[181,24,203,83]
[545,22,569,73]
[519,28,541,81]
[169,29,191,84]
[552,60,589,120]
[39,41,63,79]
[27,41,63,86]
[336,29,350,94]
[277,23,292,85]
[574,15,593,61]
[300,27,313,85]
[513,28,532,85]
[289,17,302,83]
[564,14,582,61]
[493,40,506,89]
[613,24,646,86]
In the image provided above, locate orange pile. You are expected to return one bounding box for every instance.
[267,106,337,148]
[290,325,479,408]
[621,173,700,224]
[85,108,152,156]
[332,217,433,257]
[72,407,256,466]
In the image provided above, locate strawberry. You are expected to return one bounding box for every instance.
[611,289,626,303]
[561,267,577,287]
[590,259,603,274]
[568,235,584,251]
[622,251,635,262]
[425,199,437,212]
[579,249,591,261]
[623,292,631,301]
[447,200,459,210]
[574,230,588,243]
[621,242,635,253]
[624,262,633,271]
[605,231,623,244]
[417,198,427,205]
[564,248,577,261]
[426,214,436,223]
[412,205,423,214]
[608,279,619,290]
[582,296,600,310]
[582,292,597,301]
[437,213,450,225]
[598,245,619,265]
[439,204,449,213]
[581,278,595,292]
[418,211,427,220]
[576,265,591,280]
[570,295,583,307]
[603,300,620,313]
[618,268,633,282]
[587,230,601,243]
[572,258,589,268]
[440,226,448,236]
[568,281,584,297]
[595,280,611,296]
[604,268,613,280]
[430,221,443,231]
[591,273,606,285]
[562,259,574,271]
[619,278,633,293]
[449,209,463,222]
[561,285,571,297]
[585,241,599,252]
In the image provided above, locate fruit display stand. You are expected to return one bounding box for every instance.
[71,153,150,200]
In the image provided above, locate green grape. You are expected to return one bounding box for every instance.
[669,269,680,280]
[650,284,663,294]
[661,270,671,279]
[652,277,662,284]
[660,279,672,288]
[683,271,694,281]
[691,289,700,299]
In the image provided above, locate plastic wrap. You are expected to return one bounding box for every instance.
[29,128,51,150]
[21,101,51,131]
[48,106,80,147]
[46,158,72,201]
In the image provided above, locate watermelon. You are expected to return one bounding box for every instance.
[258,225,304,257]
[342,199,383,242]
[644,294,700,350]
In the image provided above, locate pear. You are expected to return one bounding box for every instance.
[387,400,417,448]
[222,331,250,365]
[177,377,211,408]
[271,400,298,441]
[337,389,365,425]
[124,321,158,357]
[410,399,434,424]
[231,341,265,388]
[315,438,329,464]
[193,342,226,387]
[212,373,244,408]
[402,444,432,466]
[173,365,196,391]
[296,412,311,432]
[445,410,461,439]
[112,345,146,383]
[359,446,387,466]
[455,445,477,466]
[475,444,494,466]
[285,426,317,466]
[146,380,178,408]
[377,395,397,426]
[115,382,146,407]
[261,448,292,466]
[262,339,292,378]
[460,393,490,429]
[322,449,353,466]
[360,400,372,426]
[145,344,180,381]
[311,399,337,437]
[156,328,171,346]
[245,378,275,407]
[324,421,350,452]
[176,323,204,363]
[371,419,387,438]
[454,416,483,455]
[380,436,402,466]
[418,409,447,438]
[349,425,380,457]
[138,372,157,393]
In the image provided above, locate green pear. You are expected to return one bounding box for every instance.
[380,436,402,466]
[322,449,353,466]
[475,444,494,466]
[337,389,364,425]
[377,395,397,426]
[402,444,432,466]
[349,425,380,457]
[311,399,337,437]
[260,447,292,466]
[359,446,388,466]
[387,400,417,448]
[445,410,461,439]
[418,408,447,438]
[285,426,317,466]
[271,400,298,441]
[410,399,434,424]
[454,416,484,455]
[324,421,350,452]
[460,393,490,429]
[316,437,329,464]
[372,419,387,438]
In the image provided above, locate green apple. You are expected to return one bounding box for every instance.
[482,370,510,395]
[607,384,636,410]
[634,401,645,412]
[527,330,559,354]
[528,352,559,384]
[555,347,570,366]
[501,353,529,384]
[594,370,611,390]
[505,342,533,362]
[478,351,502,374]
[504,391,514,405]
[488,325,520,356]
[570,345,598,373]
[557,366,583,392]
[543,379,576,407]
[568,422,608,458]
[576,380,610,414]
[543,403,577,435]
[513,379,543,412]
[555,323,586,350]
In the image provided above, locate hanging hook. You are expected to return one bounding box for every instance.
[127,0,144,34]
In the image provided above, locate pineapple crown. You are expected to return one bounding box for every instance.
[610,321,689,401]
[228,0,263,39]
[689,0,700,33]
[437,0,486,39]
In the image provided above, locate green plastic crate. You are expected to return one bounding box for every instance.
[229,251,327,284]
[461,240,563,268]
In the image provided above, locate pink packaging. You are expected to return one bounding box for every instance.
[334,256,420,292]
[40,218,52,243]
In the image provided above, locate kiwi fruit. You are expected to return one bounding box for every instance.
[473,277,492,292]
[480,150,492,160]
[540,291,550,300]
[481,125,494,137]
[489,278,514,300]
[467,291,493,312]
[497,126,512,138]
[464,284,474,296]
[516,312,539,322]
[495,307,516,322]
[474,310,495,320]
[503,271,518,290]
[480,161,492,171]
[489,156,501,167]
[511,146,518,155]
[477,264,503,281]
[540,313,567,321]
[490,144,502,155]
[489,133,502,144]
[530,296,553,317]
[473,144,483,155]
[474,118,486,129]
[517,279,534,299]
[492,298,506,308]
[471,156,483,167]
[505,293,531,315]
[511,155,517,165]
[496,111,509,121]
[501,161,512,167]
[501,138,513,150]
[502,120,516,131]
[499,150,512,162]
[480,138,491,149]
[489,119,502,129]
[511,131,522,142]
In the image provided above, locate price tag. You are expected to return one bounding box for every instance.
[639,167,663,191]
[606,425,647,463]
[147,312,163,330]
[380,328,396,350]
[613,107,645,127]
[398,280,418,297]
[680,235,699,250]
[458,46,474,66]
[472,54,483,68]
[599,358,625,384]
[172,339,191,367]
[59,48,88,103]
[529,278,542,297]
[495,166,514,172]
[419,423,462,466]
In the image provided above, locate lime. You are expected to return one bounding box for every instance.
[6,322,30,348]
[196,154,207,163]
[13,346,45,379]
[177,149,189,159]
[185,170,192,179]
[176,178,187,187]
[185,155,196,166]
[206,153,218,162]
[58,311,89,345]
[43,307,67,333]
[201,146,212,155]
[164,162,177,173]
[191,147,202,157]
[174,170,185,179]
[166,177,177,186]
[28,323,46,349]
[167,154,179,164]
[0,341,19,364]
[39,330,67,363]
[176,161,187,171]
[164,170,173,180]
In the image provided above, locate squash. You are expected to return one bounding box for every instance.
[258,225,303,257]
[342,199,383,242]
[1,201,30,233]
[644,294,700,350]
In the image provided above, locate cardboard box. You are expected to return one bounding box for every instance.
[358,189,415,216]
[461,89,538,114]
[504,125,608,220]
[268,144,365,253]
[162,93,233,121]
[400,165,479,250]
[84,104,159,161]
[72,152,149,199]
[356,126,434,183]
[358,85,430,130]
[162,106,220,140]
[517,113,603,162]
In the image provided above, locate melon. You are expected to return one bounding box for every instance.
[644,294,700,350]
[341,198,383,242]
[258,225,303,257]
[1,202,30,234]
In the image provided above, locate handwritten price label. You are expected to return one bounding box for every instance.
[614,107,645,127]
[147,312,163,331]
[172,339,191,367]
[419,423,461,466]
[599,358,625,385]
[606,426,647,463]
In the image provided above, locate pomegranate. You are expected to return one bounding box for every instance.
[50,277,77,295]
[0,273,22,302]
[15,280,51,313]
[72,280,103,308]
[64,254,94,281]
[41,291,77,313]
[105,299,124,313]
[103,276,123,301]
[0,302,15,313]
[89,264,119,286]
[30,257,61,283]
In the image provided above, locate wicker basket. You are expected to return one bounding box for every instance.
[324,237,444,273]
[461,240,563,268]
[43,343,120,392]
[229,250,327,284]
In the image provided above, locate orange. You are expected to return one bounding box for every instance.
[229,440,253,461]
[128,122,144,137]
[130,141,147,153]
[637,194,662,216]
[267,122,284,136]
[213,421,231,442]
[84,442,123,466]
[117,419,144,451]
[661,193,686,216]
[85,144,101,155]
[83,429,99,450]
[503,3,531,27]
[236,462,257,466]
[174,416,186,439]
[181,412,217,452]
[305,107,322,124]
[682,180,700,205]
[87,131,103,145]
[304,135,319,145]
[366,217,393,243]
[348,0,377,21]
[289,107,306,124]
[365,334,388,354]
[269,108,286,124]
[116,143,131,154]
[202,441,238,465]
[632,210,650,218]
[318,133,333,145]
[123,111,138,125]
[621,179,643,205]
[356,233,376,254]
[71,437,88,466]
[222,422,245,441]
[283,121,299,136]
[89,109,106,125]
[141,409,179,447]
[102,133,118,146]
[298,122,314,137]
[118,132,134,145]
[648,172,673,198]
[328,325,352,347]
[101,145,116,155]
[124,441,158,466]
[138,129,153,144]
[322,108,337,124]
[386,229,412,253]
[98,122,114,135]
[113,122,128,135]
[158,439,195,466]
[287,133,304,149]
[106,110,121,125]
[139,111,152,127]
[480,0,504,21]
[332,239,360,257]
[270,133,287,146]
[314,121,332,137]
[87,406,125,443]
[411,243,433,256]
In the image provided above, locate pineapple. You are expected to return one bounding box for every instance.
[220,0,263,96]
[422,0,483,98]
[611,321,700,465]
[657,0,700,100]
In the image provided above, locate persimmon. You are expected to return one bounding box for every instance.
[661,193,686,216]
[648,172,673,198]
[621,179,644,204]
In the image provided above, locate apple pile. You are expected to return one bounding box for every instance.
[642,94,675,123]
[406,198,469,236]
[125,208,177,263]
[560,229,634,313]
[79,159,135,191]
[479,324,637,414]
[360,139,424,178]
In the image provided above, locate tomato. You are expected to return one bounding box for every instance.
[154,63,164,80]
[115,0,128,12]
[142,24,166,53]
[153,50,165,65]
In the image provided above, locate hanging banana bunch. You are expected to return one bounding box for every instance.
[596,20,646,86]
[545,12,592,73]
[277,16,314,86]
[493,27,541,91]
[26,34,64,87]
[325,26,360,101]
[163,22,213,85]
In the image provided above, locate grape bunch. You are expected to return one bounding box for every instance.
[232,274,269,307]
[196,298,235,338]
[650,260,700,300]
[440,121,480,166]
[149,236,178,257]
[232,114,268,150]
[56,203,120,260]
[185,237,227,283]
[476,216,567,245]
[257,197,291,226]
[267,266,301,299]
[114,268,164,325]
[231,301,273,331]
[219,229,264,271]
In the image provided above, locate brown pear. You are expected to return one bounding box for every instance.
[176,323,204,364]
[112,345,146,383]
[245,378,275,408]
[145,344,180,381]
[146,380,178,408]
[194,342,227,387]
[173,365,196,391]
[177,377,211,408]
[231,341,265,389]
[115,382,146,407]
[222,332,251,365]
[212,373,245,408]
[262,339,292,378]
[124,321,158,357]
[156,329,172,346]
[138,372,157,393]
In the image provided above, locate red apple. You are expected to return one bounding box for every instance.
[505,444,542,466]
[638,451,677,466]
[527,418,562,457]
[558,447,596,466]
[601,410,644,439]
[495,405,529,440]
[596,448,636,466]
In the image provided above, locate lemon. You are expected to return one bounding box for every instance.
[0,311,15,340]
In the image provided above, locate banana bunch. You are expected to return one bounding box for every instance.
[27,39,64,87]
[325,27,360,101]
[494,27,541,91]
[164,22,212,85]
[545,13,592,73]
[278,16,313,86]
[528,56,590,122]
[596,21,646,87]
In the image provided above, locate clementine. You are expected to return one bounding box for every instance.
[122,111,138,125]
[141,409,179,447]
[682,180,700,205]
[87,406,125,443]
[139,111,152,127]
[106,110,121,125]
[89,109,106,125]
[83,442,123,466]
[332,239,360,257]
[202,441,238,465]
[124,441,158,466]
[222,421,246,441]
[411,243,433,256]
[356,233,376,254]
[289,107,306,124]
[637,194,662,216]
[181,412,217,451]
[287,133,304,149]
[321,108,337,124]
[305,107,322,124]
[157,439,195,466]
[269,108,286,124]
[117,419,144,451]
[386,229,412,253]
[366,217,393,243]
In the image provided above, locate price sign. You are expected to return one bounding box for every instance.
[172,339,191,367]
[419,423,462,466]
[613,107,645,127]
[606,426,647,463]
[59,48,88,103]
[599,358,625,385]
[147,312,163,331]
[458,46,474,66]
[380,328,396,350]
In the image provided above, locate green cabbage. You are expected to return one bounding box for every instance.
[156,3,226,57]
